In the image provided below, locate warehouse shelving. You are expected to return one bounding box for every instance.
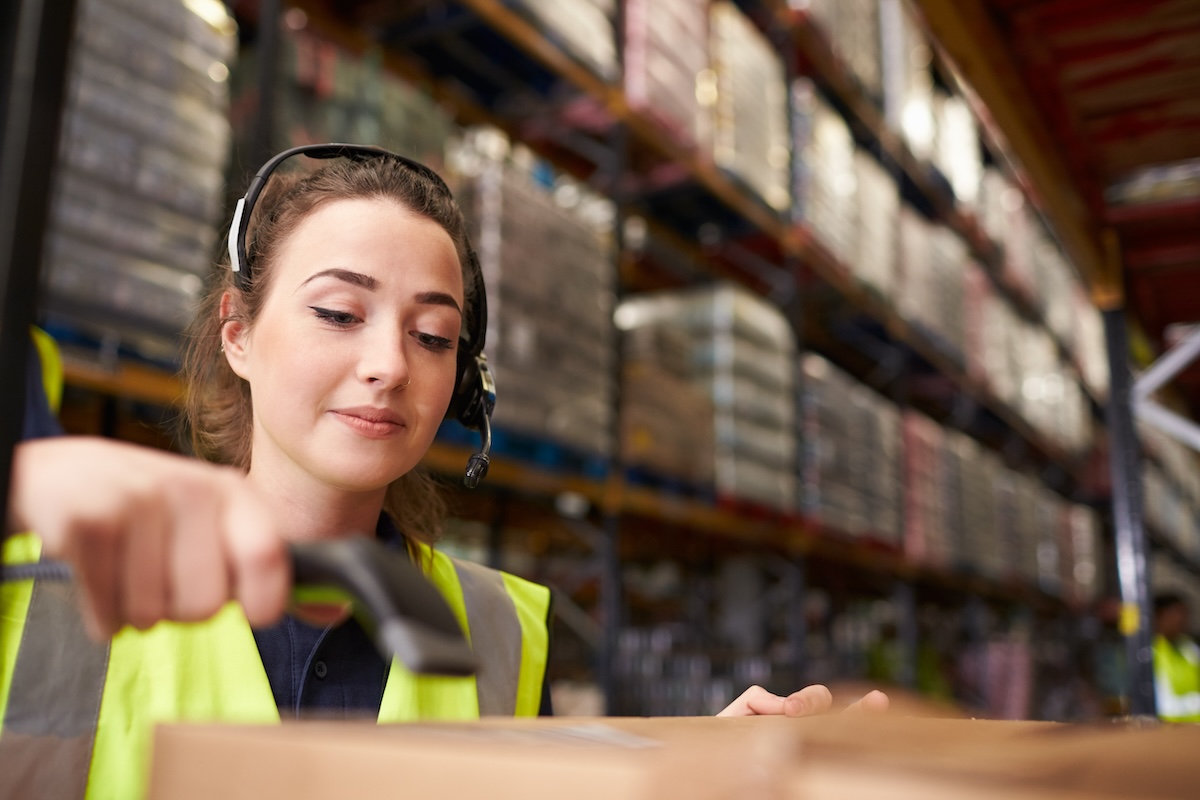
[286,0,1105,489]
[45,0,1142,717]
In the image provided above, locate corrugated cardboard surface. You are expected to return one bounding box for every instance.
[150,714,1200,800]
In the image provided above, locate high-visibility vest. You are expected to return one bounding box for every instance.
[29,326,64,414]
[1153,633,1200,723]
[0,533,550,799]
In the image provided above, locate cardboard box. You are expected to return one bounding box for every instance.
[150,714,1200,799]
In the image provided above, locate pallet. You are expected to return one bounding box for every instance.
[623,466,716,504]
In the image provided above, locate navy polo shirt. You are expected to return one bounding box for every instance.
[254,517,554,718]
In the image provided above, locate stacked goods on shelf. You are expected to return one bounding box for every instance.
[964,264,1092,455]
[457,152,617,459]
[965,263,1019,403]
[510,0,617,82]
[958,435,1004,578]
[932,92,982,208]
[620,327,716,487]
[851,149,899,298]
[999,186,1039,301]
[926,222,968,360]
[879,0,935,161]
[990,469,1021,582]
[902,411,950,566]
[897,204,966,364]
[1140,426,1200,564]
[42,0,236,360]
[799,354,902,543]
[791,79,858,266]
[613,624,783,716]
[263,26,455,167]
[977,167,1016,247]
[798,0,884,102]
[1033,485,1063,596]
[1032,234,1078,355]
[1011,472,1045,588]
[624,0,711,152]
[1060,504,1102,606]
[710,1,792,212]
[616,283,797,511]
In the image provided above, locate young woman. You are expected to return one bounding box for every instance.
[4,145,882,799]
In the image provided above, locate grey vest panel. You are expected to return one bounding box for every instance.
[451,558,524,716]
[0,579,110,799]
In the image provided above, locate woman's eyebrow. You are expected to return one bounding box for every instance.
[298,268,379,291]
[416,291,462,316]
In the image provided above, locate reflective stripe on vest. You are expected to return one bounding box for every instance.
[376,545,549,722]
[0,538,549,799]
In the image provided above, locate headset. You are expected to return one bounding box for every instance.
[228,143,494,487]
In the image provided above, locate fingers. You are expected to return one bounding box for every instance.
[782,684,834,717]
[717,684,834,717]
[844,689,891,714]
[717,685,783,716]
[16,438,289,636]
[719,684,886,718]
[167,476,230,623]
[221,477,290,628]
[67,516,124,641]
[122,495,169,630]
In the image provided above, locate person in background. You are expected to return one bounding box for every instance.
[1152,592,1200,722]
[4,145,884,799]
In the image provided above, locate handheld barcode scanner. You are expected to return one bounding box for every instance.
[1,144,497,676]
[5,539,479,676]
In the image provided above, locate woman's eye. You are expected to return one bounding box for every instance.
[309,306,359,326]
[416,332,455,351]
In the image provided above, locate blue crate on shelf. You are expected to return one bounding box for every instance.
[436,421,609,479]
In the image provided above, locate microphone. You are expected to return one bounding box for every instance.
[463,411,491,489]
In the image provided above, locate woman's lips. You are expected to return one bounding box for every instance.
[330,408,404,438]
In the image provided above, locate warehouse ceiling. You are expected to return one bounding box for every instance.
[915,0,1200,398]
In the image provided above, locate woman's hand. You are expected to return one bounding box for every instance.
[8,436,290,639]
[717,684,890,717]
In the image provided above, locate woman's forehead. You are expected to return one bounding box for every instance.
[281,198,464,284]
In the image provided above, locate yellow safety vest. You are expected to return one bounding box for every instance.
[29,326,64,414]
[1153,633,1200,723]
[0,533,550,799]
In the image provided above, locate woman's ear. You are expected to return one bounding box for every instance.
[219,290,251,379]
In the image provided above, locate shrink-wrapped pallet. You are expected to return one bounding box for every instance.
[625,0,711,151]
[711,2,791,212]
[511,0,617,81]
[617,284,797,510]
[458,156,617,458]
[792,79,858,265]
[41,0,236,359]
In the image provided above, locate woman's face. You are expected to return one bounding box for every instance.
[224,197,465,495]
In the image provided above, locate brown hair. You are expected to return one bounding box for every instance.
[181,156,478,545]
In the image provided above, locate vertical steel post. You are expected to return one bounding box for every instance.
[251,0,282,164]
[893,580,918,688]
[0,0,79,530]
[596,0,629,716]
[1102,308,1156,716]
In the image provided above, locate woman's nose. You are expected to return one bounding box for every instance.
[358,332,412,390]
